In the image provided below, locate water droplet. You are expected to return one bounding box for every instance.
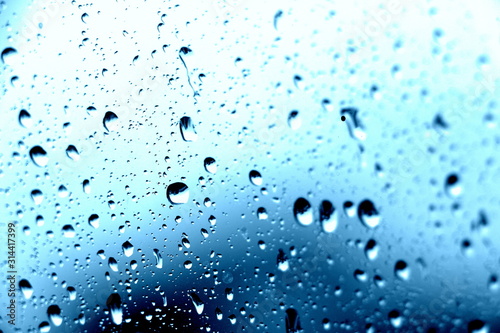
[225,288,234,301]
[343,201,356,217]
[277,249,289,272]
[358,199,381,228]
[293,197,313,226]
[30,146,48,167]
[103,111,119,132]
[184,260,193,269]
[285,308,303,333]
[258,240,266,250]
[166,182,189,204]
[67,286,77,301]
[273,10,283,29]
[19,279,33,299]
[62,224,76,238]
[189,292,205,314]
[341,107,367,141]
[488,274,498,292]
[445,173,462,197]
[88,214,100,228]
[81,13,89,23]
[388,310,403,328]
[468,320,488,333]
[1,47,18,64]
[153,249,163,268]
[58,185,69,198]
[319,200,338,233]
[108,257,118,272]
[215,307,223,320]
[354,269,368,282]
[249,170,262,186]
[394,260,410,281]
[321,98,334,112]
[39,321,50,332]
[204,157,217,174]
[257,207,268,220]
[364,239,379,260]
[47,305,63,326]
[31,189,43,205]
[106,293,123,325]
[179,116,198,142]
[288,110,302,130]
[19,110,33,128]
[322,318,331,330]
[83,179,91,194]
[122,241,134,257]
[86,106,97,116]
[66,145,80,161]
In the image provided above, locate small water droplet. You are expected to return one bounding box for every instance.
[277,249,289,272]
[288,110,302,130]
[103,111,119,132]
[445,173,462,197]
[66,145,80,161]
[319,200,338,233]
[179,116,198,142]
[153,249,163,268]
[19,279,33,299]
[364,239,379,260]
[249,170,262,186]
[204,157,217,174]
[19,110,33,128]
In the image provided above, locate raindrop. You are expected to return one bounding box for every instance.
[81,13,89,23]
[108,257,118,272]
[179,116,198,142]
[388,310,403,328]
[66,145,80,161]
[103,111,119,132]
[257,207,268,220]
[67,286,77,301]
[31,189,43,205]
[122,241,134,257]
[215,307,223,320]
[321,98,334,112]
[273,10,283,29]
[88,214,100,228]
[293,197,313,226]
[29,146,48,167]
[86,106,97,116]
[204,157,217,174]
[277,249,289,272]
[249,170,263,186]
[225,288,234,301]
[106,293,123,325]
[488,274,498,292]
[288,110,302,130]
[153,249,163,268]
[166,182,189,204]
[358,199,381,228]
[445,173,462,197]
[47,305,62,326]
[319,200,338,233]
[354,269,368,282]
[1,47,17,64]
[184,260,193,269]
[343,201,356,217]
[394,260,410,281]
[364,239,379,260]
[468,320,488,333]
[285,308,302,333]
[83,179,91,194]
[62,225,76,238]
[19,110,33,128]
[189,292,204,315]
[58,185,69,198]
[19,279,33,299]
[39,321,50,332]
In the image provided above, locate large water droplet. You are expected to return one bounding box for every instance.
[103,111,119,132]
[358,199,381,228]
[394,260,410,281]
[19,110,33,128]
[388,310,403,328]
[108,257,119,272]
[189,292,204,315]
[166,182,189,204]
[204,157,217,174]
[122,241,134,257]
[319,200,338,233]
[47,305,62,326]
[468,320,489,333]
[62,224,76,238]
[179,116,198,142]
[39,321,50,332]
[364,239,379,260]
[1,47,18,64]
[293,197,313,226]
[30,146,48,167]
[31,189,44,205]
[285,308,303,333]
[88,214,100,228]
[66,145,80,161]
[106,293,123,325]
[249,170,262,186]
[19,279,33,299]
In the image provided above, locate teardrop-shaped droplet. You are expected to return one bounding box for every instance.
[394,260,410,281]
[122,241,134,257]
[285,308,302,333]
[179,116,198,142]
[29,146,48,167]
[66,145,80,161]
[277,249,289,272]
[319,200,337,233]
[358,199,381,228]
[153,249,163,268]
[108,257,118,272]
[106,293,123,325]
[1,47,18,64]
[288,110,302,130]
[62,224,76,238]
[19,110,33,128]
[166,182,189,204]
[88,214,100,228]
[19,279,33,299]
[47,305,63,326]
[249,170,262,186]
[31,189,44,205]
[204,157,217,174]
[103,111,119,132]
[364,239,379,260]
[67,286,77,301]
[293,197,313,226]
[189,292,204,315]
